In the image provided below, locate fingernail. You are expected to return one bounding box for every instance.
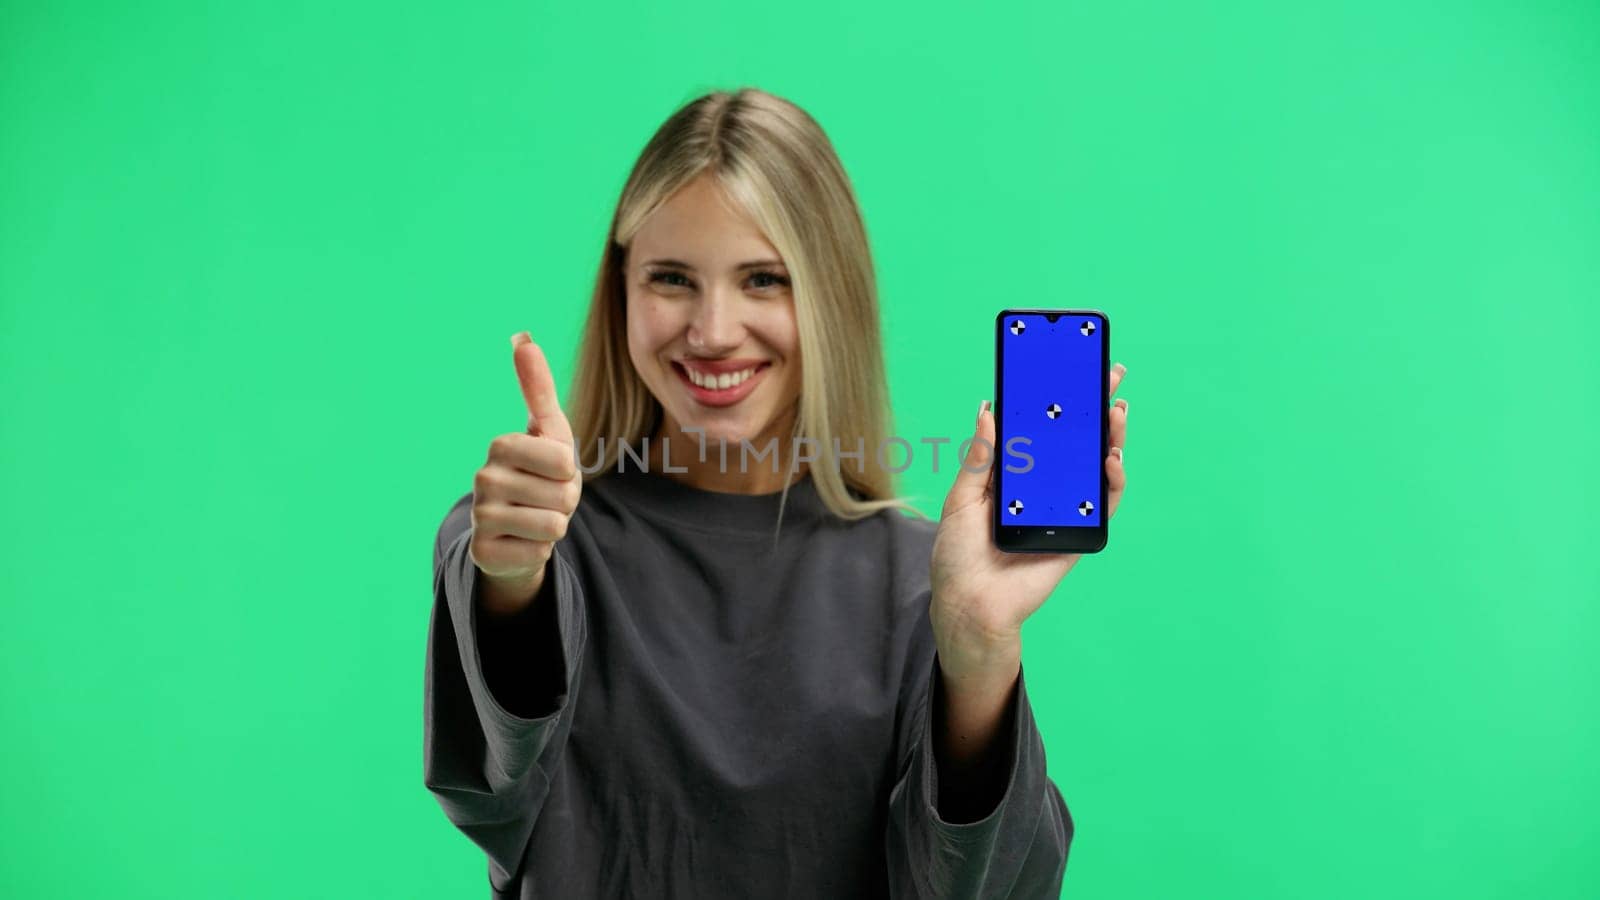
[511,331,530,348]
[1112,446,1123,461]
[1115,398,1127,411]
[977,399,991,423]
[1115,362,1127,373]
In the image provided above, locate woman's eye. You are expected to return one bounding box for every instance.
[647,271,692,288]
[749,272,790,290]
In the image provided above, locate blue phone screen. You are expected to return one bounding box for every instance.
[998,312,1105,528]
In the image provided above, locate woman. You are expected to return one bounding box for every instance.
[425,87,1131,898]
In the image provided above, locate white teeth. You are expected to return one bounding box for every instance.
[685,365,758,390]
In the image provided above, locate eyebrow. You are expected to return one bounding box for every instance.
[640,258,786,271]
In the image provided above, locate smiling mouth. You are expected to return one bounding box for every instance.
[672,361,770,391]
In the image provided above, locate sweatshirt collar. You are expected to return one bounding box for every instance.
[592,460,831,536]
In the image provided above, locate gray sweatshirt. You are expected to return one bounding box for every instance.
[424,462,1073,898]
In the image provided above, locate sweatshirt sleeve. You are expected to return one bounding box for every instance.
[885,622,1074,899]
[423,492,588,892]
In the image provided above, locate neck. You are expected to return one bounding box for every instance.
[649,412,808,495]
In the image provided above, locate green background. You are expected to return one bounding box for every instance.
[3,0,1596,896]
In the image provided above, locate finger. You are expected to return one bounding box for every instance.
[469,533,554,574]
[511,331,574,445]
[481,504,570,543]
[1110,397,1127,456]
[1106,374,1127,519]
[943,399,996,516]
[479,464,578,511]
[1105,446,1125,519]
[487,432,579,481]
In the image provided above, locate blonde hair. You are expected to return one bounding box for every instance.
[568,86,923,524]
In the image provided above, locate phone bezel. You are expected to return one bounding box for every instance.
[992,307,1111,554]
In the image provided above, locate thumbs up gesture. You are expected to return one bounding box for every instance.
[468,332,583,614]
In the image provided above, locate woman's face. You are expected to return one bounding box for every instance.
[624,174,802,451]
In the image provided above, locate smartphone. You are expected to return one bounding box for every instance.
[992,308,1110,553]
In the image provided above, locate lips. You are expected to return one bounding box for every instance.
[676,357,767,375]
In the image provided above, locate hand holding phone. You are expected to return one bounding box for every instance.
[927,312,1127,643]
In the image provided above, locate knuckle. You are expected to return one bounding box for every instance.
[537,436,577,480]
[473,467,497,495]
[555,449,578,481]
[468,536,495,567]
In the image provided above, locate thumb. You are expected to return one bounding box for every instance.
[510,331,573,445]
[943,399,995,516]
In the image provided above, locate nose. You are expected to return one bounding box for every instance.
[686,291,745,354]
